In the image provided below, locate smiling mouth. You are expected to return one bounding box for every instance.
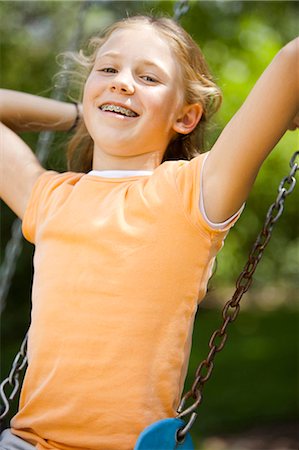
[99,104,139,117]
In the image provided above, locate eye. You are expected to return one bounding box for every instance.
[98,67,117,74]
[141,75,158,83]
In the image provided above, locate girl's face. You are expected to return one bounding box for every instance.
[83,24,189,169]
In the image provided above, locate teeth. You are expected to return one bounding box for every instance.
[100,104,137,117]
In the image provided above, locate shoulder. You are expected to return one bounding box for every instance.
[153,153,207,182]
[152,153,242,235]
[22,170,85,242]
[29,170,85,197]
[25,170,87,214]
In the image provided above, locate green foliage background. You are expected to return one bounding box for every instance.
[1,0,298,445]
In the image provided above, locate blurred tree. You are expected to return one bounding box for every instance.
[1,0,298,439]
[1,1,297,290]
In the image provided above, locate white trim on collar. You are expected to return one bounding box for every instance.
[88,170,153,178]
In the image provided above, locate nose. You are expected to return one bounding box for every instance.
[109,71,135,95]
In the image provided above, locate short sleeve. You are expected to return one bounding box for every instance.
[173,152,243,235]
[22,170,83,244]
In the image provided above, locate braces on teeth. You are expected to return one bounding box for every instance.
[100,104,137,117]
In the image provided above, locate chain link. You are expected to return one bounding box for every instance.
[0,333,28,420]
[176,150,298,441]
[0,220,23,313]
[173,0,190,21]
[0,2,91,423]
[1,151,298,429]
[0,1,91,316]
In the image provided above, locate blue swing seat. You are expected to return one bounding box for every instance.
[134,418,194,450]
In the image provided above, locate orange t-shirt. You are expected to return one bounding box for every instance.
[12,154,240,450]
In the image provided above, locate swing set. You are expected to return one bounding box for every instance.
[0,1,298,448]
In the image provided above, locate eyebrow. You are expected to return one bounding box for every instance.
[95,52,170,78]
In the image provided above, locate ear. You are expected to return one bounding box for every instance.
[173,103,203,135]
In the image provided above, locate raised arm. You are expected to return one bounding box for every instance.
[0,89,79,132]
[0,90,83,219]
[203,37,299,223]
[0,122,46,219]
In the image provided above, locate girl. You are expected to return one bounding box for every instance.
[0,14,298,450]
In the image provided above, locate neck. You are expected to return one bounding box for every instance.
[92,147,163,171]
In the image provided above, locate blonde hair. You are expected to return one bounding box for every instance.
[65,15,222,172]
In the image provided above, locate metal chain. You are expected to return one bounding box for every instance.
[176,150,299,441]
[1,152,297,426]
[0,131,59,315]
[1,0,297,433]
[0,220,23,314]
[0,0,89,315]
[0,0,190,316]
[173,0,190,21]
[0,1,91,424]
[0,0,188,420]
[0,333,28,420]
